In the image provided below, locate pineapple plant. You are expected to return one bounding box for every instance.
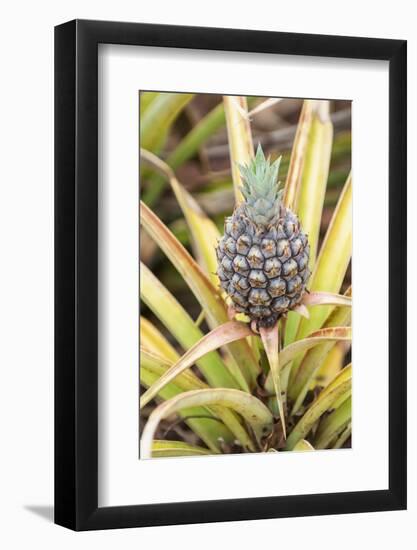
[139,93,352,458]
[217,145,310,330]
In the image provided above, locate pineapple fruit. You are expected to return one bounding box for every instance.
[216,145,311,329]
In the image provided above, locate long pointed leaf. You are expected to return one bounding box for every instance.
[140,202,260,387]
[140,92,159,116]
[315,396,352,449]
[296,100,333,269]
[140,92,194,152]
[302,291,352,308]
[264,327,352,393]
[141,262,239,389]
[151,440,212,458]
[293,439,315,452]
[287,174,352,387]
[141,321,253,408]
[223,96,254,205]
[314,341,350,389]
[281,327,351,368]
[285,365,352,450]
[332,423,352,449]
[289,291,352,412]
[144,102,226,206]
[259,325,286,439]
[140,347,207,391]
[282,101,331,347]
[140,317,179,362]
[296,173,352,338]
[141,388,274,458]
[141,367,227,453]
[141,346,255,452]
[167,102,225,169]
[141,148,220,285]
[285,291,351,349]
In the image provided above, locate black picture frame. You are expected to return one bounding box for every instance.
[55,19,407,531]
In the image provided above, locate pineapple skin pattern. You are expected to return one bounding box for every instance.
[216,146,311,328]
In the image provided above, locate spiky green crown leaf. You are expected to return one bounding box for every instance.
[239,144,283,226]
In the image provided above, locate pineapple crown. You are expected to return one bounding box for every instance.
[239,144,283,226]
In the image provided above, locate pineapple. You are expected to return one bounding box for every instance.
[216,145,311,329]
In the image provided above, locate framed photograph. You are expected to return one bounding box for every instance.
[55,19,407,530]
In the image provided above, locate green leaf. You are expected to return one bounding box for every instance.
[140,321,253,408]
[287,174,352,387]
[285,291,351,350]
[286,169,351,348]
[141,149,220,286]
[140,347,207,392]
[313,341,348,389]
[264,326,352,393]
[283,101,332,347]
[259,325,286,439]
[139,91,159,116]
[140,92,194,152]
[289,290,352,413]
[151,440,212,457]
[168,102,225,169]
[141,388,274,458]
[141,345,256,452]
[332,422,352,449]
[140,202,260,388]
[285,365,352,450]
[296,173,352,338]
[141,367,227,453]
[140,317,179,363]
[293,439,315,452]
[141,262,239,389]
[315,396,352,449]
[143,102,226,206]
[296,100,333,269]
